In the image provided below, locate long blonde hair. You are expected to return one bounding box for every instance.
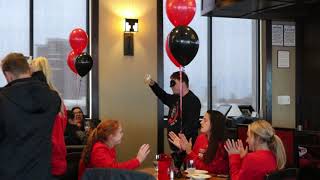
[81,120,120,166]
[248,120,286,170]
[31,56,63,114]
[31,57,56,91]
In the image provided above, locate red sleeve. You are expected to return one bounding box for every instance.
[185,135,205,161]
[191,135,204,153]
[51,105,67,175]
[229,154,255,180]
[91,144,140,170]
[62,105,67,128]
[187,141,228,174]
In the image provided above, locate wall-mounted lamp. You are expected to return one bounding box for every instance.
[125,18,138,32]
[124,18,138,56]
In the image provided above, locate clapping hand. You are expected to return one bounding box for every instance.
[224,139,239,155]
[168,132,193,154]
[136,144,151,163]
[224,139,248,158]
[237,139,248,158]
[168,131,182,149]
[179,134,192,154]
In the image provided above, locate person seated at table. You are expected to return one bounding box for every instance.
[168,110,229,174]
[224,120,286,180]
[64,109,86,145]
[71,106,85,130]
[78,119,150,179]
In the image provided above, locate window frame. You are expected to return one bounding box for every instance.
[158,0,260,153]
[4,0,98,118]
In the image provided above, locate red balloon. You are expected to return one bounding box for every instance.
[67,50,78,74]
[69,28,88,54]
[166,0,196,26]
[165,34,181,67]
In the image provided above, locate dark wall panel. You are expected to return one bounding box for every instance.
[299,5,320,130]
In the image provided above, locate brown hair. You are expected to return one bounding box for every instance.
[248,120,287,169]
[170,71,189,87]
[81,120,120,165]
[203,110,226,164]
[2,53,30,77]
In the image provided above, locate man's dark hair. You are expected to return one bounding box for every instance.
[2,53,30,77]
[170,71,189,87]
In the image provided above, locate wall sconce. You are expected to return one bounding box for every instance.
[124,18,138,56]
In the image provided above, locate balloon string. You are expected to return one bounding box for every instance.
[73,73,77,99]
[78,78,82,106]
[179,66,183,133]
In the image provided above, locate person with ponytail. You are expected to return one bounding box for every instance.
[78,120,150,179]
[30,56,56,90]
[30,57,67,179]
[168,110,229,174]
[224,120,286,180]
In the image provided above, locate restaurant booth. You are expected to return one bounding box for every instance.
[201,0,320,179]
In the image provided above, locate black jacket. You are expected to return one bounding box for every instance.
[150,82,201,150]
[31,71,47,83]
[0,78,61,180]
[64,123,85,145]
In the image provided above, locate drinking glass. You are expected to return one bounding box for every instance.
[153,154,160,172]
[153,160,159,172]
[186,160,195,174]
[84,121,90,132]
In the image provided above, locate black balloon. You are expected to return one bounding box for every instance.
[168,26,199,66]
[75,53,93,77]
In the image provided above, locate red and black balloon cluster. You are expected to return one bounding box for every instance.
[165,0,199,67]
[67,28,93,77]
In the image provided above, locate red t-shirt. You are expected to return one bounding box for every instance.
[51,106,67,175]
[229,150,277,180]
[186,134,229,174]
[78,141,140,179]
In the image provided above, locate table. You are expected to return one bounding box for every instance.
[138,167,228,180]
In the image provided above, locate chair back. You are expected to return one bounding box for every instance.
[82,168,156,180]
[236,124,249,147]
[65,152,82,180]
[66,145,85,153]
[274,128,298,167]
[265,168,299,180]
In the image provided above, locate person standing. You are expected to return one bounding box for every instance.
[0,53,61,179]
[30,56,67,179]
[145,71,201,171]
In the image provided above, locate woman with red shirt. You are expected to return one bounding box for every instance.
[31,57,67,178]
[224,120,286,180]
[168,110,229,174]
[78,120,150,179]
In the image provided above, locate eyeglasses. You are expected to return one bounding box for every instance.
[170,80,176,87]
